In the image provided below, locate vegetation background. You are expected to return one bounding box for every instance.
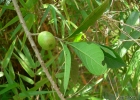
[0,0,140,100]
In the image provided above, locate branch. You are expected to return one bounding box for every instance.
[11,0,65,100]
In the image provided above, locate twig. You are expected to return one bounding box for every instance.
[11,0,65,100]
[108,74,117,99]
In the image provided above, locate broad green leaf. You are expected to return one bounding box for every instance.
[99,45,126,68]
[69,42,107,75]
[68,0,109,38]
[61,43,71,92]
[2,39,16,68]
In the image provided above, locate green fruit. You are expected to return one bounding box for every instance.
[38,31,56,50]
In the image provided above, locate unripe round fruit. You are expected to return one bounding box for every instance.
[38,31,55,50]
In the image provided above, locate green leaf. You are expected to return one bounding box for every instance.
[2,39,16,68]
[26,14,35,30]
[25,0,38,9]
[123,49,140,86]
[19,76,27,92]
[119,31,140,57]
[13,53,35,77]
[29,78,48,91]
[18,76,30,98]
[0,83,18,95]
[67,96,90,100]
[39,5,50,29]
[69,42,107,75]
[120,11,139,39]
[68,0,109,38]
[62,0,70,21]
[11,13,34,39]
[8,61,15,80]
[19,91,54,98]
[19,74,34,85]
[19,40,36,68]
[99,45,126,68]
[131,50,140,88]
[61,43,71,92]
[70,56,79,84]
[0,16,19,31]
[19,0,28,9]
[50,5,58,33]
[2,69,18,95]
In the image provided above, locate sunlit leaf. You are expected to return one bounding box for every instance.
[119,30,140,57]
[19,40,36,68]
[120,11,139,39]
[19,74,34,85]
[13,53,35,77]
[69,42,107,75]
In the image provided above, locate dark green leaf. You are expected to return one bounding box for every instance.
[99,45,126,68]
[68,0,109,38]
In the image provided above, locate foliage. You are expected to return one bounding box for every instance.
[0,0,140,100]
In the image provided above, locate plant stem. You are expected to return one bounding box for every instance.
[11,0,65,100]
